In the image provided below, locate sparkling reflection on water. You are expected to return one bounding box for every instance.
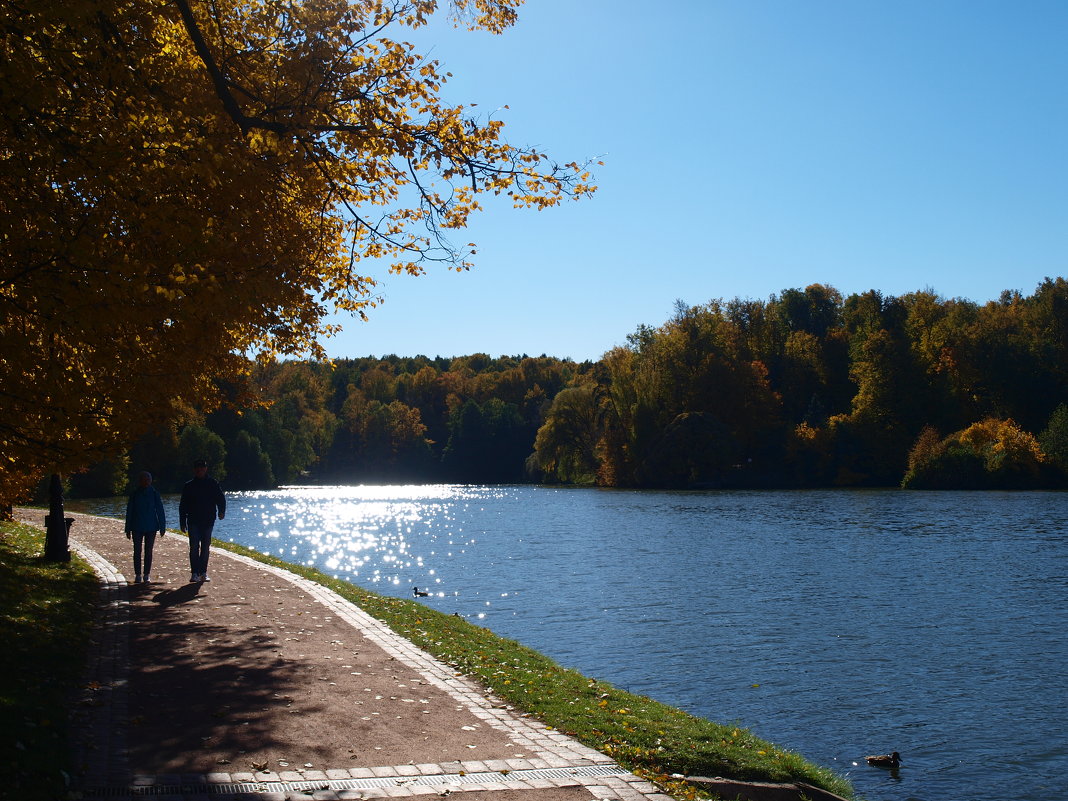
[72,485,1068,801]
[244,485,468,591]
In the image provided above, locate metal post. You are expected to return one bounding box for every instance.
[44,473,71,562]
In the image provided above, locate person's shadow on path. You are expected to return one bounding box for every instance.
[149,583,203,606]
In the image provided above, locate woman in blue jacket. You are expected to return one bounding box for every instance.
[125,471,166,583]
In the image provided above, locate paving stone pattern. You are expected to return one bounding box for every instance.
[18,510,673,801]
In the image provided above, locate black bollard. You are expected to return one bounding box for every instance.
[43,473,71,562]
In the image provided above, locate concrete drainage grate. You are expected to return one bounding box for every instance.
[82,764,633,797]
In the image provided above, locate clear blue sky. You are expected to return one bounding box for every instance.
[320,0,1068,363]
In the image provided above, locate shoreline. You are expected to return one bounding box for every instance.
[10,508,854,800]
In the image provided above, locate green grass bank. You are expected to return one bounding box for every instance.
[0,521,99,800]
[0,519,854,800]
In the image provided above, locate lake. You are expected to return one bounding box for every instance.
[71,486,1068,801]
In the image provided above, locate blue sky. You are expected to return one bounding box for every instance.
[320,0,1067,363]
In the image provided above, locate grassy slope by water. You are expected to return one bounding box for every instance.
[0,519,853,800]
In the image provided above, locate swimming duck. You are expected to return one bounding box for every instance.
[865,752,901,768]
[412,586,429,597]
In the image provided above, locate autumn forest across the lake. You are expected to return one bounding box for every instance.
[52,278,1068,500]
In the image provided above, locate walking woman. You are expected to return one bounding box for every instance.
[125,471,166,583]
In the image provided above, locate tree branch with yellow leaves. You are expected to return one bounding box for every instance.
[0,0,597,504]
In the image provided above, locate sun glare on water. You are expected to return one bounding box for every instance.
[238,485,495,592]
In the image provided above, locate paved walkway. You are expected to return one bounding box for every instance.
[17,510,673,801]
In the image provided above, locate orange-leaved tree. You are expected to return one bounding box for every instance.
[0,0,597,504]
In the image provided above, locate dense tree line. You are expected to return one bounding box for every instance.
[532,279,1068,490]
[58,279,1068,498]
[57,355,588,497]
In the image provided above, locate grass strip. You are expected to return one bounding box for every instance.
[215,538,854,799]
[0,521,99,801]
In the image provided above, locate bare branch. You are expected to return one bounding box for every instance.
[172,0,252,134]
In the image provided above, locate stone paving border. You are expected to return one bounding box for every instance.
[64,532,674,801]
[68,536,131,789]
[108,766,645,799]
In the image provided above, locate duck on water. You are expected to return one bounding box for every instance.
[865,752,901,768]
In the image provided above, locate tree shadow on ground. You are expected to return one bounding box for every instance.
[122,579,328,774]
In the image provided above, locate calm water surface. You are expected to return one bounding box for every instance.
[76,486,1068,801]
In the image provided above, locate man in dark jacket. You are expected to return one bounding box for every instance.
[179,459,226,583]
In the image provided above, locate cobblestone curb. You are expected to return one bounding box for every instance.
[68,535,131,789]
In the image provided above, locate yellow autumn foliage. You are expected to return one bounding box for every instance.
[954,418,1045,472]
[0,0,595,503]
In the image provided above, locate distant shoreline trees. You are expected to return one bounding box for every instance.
[51,278,1068,499]
[538,279,1067,491]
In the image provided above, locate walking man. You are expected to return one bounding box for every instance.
[179,459,226,583]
